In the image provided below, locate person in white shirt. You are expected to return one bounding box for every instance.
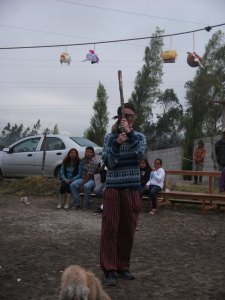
[145,158,165,215]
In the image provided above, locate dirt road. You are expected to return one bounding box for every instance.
[0,193,225,300]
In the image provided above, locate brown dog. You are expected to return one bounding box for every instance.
[59,265,112,300]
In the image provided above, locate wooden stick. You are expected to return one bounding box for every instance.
[118,70,125,119]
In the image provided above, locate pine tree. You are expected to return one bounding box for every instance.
[53,124,59,134]
[85,82,109,146]
[30,120,41,135]
[129,27,164,133]
[1,123,25,146]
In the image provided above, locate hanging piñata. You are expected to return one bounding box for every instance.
[161,50,177,63]
[82,50,99,64]
[187,51,202,67]
[60,52,71,65]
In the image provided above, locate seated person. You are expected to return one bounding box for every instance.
[145,158,165,215]
[94,163,107,213]
[57,148,82,209]
[140,157,152,196]
[70,147,99,210]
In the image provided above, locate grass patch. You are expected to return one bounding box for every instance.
[0,177,220,197]
[167,180,219,193]
[0,176,59,197]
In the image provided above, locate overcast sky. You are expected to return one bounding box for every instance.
[1,0,225,137]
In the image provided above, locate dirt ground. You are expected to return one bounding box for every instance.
[0,192,225,300]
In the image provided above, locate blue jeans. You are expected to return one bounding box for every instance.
[148,185,162,209]
[140,184,148,196]
[93,183,105,197]
[70,178,95,208]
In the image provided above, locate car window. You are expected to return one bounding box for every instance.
[69,137,100,147]
[40,137,66,151]
[13,137,41,153]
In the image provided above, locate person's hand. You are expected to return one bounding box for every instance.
[117,132,127,144]
[120,118,131,133]
[79,185,84,192]
[145,184,149,190]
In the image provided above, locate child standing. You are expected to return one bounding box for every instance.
[145,158,165,215]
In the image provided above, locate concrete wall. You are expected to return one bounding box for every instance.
[147,147,183,182]
[147,147,183,171]
[147,135,220,183]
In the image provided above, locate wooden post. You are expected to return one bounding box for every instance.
[118,70,125,119]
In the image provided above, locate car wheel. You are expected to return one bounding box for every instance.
[54,166,61,179]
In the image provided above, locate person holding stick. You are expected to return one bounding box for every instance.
[100,102,146,286]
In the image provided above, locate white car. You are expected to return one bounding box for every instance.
[0,134,103,178]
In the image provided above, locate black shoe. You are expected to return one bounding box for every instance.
[95,207,103,213]
[116,270,135,280]
[104,271,117,286]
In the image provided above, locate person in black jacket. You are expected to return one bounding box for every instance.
[215,128,225,171]
[140,158,152,196]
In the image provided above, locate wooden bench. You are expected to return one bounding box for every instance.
[80,192,163,202]
[78,170,225,213]
[141,170,225,213]
[163,190,225,213]
[79,191,225,213]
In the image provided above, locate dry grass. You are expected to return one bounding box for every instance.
[0,176,59,197]
[166,180,219,193]
[0,177,220,197]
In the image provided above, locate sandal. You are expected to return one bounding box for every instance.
[149,209,157,215]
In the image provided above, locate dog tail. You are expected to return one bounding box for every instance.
[59,283,89,300]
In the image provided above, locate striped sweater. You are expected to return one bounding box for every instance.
[102,130,146,188]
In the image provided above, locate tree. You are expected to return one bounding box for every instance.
[129,27,164,133]
[30,120,41,136]
[0,120,59,147]
[182,30,225,171]
[152,89,183,149]
[85,82,109,146]
[1,123,25,146]
[43,128,51,135]
[157,88,180,114]
[53,124,59,134]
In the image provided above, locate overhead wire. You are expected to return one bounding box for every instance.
[0,24,98,40]
[55,0,209,25]
[0,23,224,50]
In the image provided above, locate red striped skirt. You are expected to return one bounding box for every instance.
[100,188,142,271]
